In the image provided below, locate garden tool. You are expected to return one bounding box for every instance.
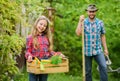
[82,20,85,81]
[97,55,120,74]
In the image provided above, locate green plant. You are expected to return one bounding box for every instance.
[50,55,62,64]
[0,0,25,80]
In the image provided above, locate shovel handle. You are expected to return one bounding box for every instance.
[82,21,85,81]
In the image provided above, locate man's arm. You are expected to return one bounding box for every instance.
[75,21,82,36]
[75,15,84,36]
[101,34,109,55]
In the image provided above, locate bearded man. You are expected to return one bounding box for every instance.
[76,4,109,81]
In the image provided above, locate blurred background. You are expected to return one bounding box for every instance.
[0,0,120,81]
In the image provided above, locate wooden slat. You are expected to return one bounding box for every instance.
[27,58,69,74]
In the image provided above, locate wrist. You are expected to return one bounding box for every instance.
[79,20,83,23]
[78,22,83,27]
[104,48,108,51]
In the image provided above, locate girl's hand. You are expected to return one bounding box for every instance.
[27,55,33,62]
[53,52,66,58]
[59,53,66,58]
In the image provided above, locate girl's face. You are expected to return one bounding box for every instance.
[36,19,47,33]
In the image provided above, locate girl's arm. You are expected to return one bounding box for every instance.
[25,36,33,60]
[50,51,65,58]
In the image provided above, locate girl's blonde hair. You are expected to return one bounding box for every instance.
[31,16,52,50]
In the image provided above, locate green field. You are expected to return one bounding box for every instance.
[13,69,119,81]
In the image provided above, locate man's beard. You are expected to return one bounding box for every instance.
[89,15,96,20]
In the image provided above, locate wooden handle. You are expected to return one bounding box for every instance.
[82,21,85,81]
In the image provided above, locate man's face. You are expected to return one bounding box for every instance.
[87,11,96,20]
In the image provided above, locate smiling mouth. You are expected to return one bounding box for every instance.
[38,27,44,31]
[90,15,94,17]
[89,15,95,18]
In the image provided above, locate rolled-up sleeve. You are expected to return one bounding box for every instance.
[100,21,106,34]
[50,51,61,56]
[25,36,33,59]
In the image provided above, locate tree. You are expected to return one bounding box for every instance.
[51,0,120,78]
[0,0,24,80]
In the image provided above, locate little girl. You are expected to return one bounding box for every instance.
[25,16,63,81]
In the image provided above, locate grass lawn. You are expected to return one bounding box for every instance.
[13,68,119,81]
[48,73,82,81]
[13,72,82,81]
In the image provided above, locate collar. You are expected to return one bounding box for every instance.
[85,17,99,24]
[37,33,45,36]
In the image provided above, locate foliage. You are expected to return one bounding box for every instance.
[19,0,50,27]
[0,35,24,81]
[0,0,25,80]
[0,0,120,80]
[50,0,120,78]
[0,0,51,80]
[50,55,62,64]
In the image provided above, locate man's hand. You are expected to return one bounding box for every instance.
[104,49,109,56]
[79,15,85,22]
[76,15,85,36]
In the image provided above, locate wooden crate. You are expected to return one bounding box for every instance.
[27,58,69,74]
